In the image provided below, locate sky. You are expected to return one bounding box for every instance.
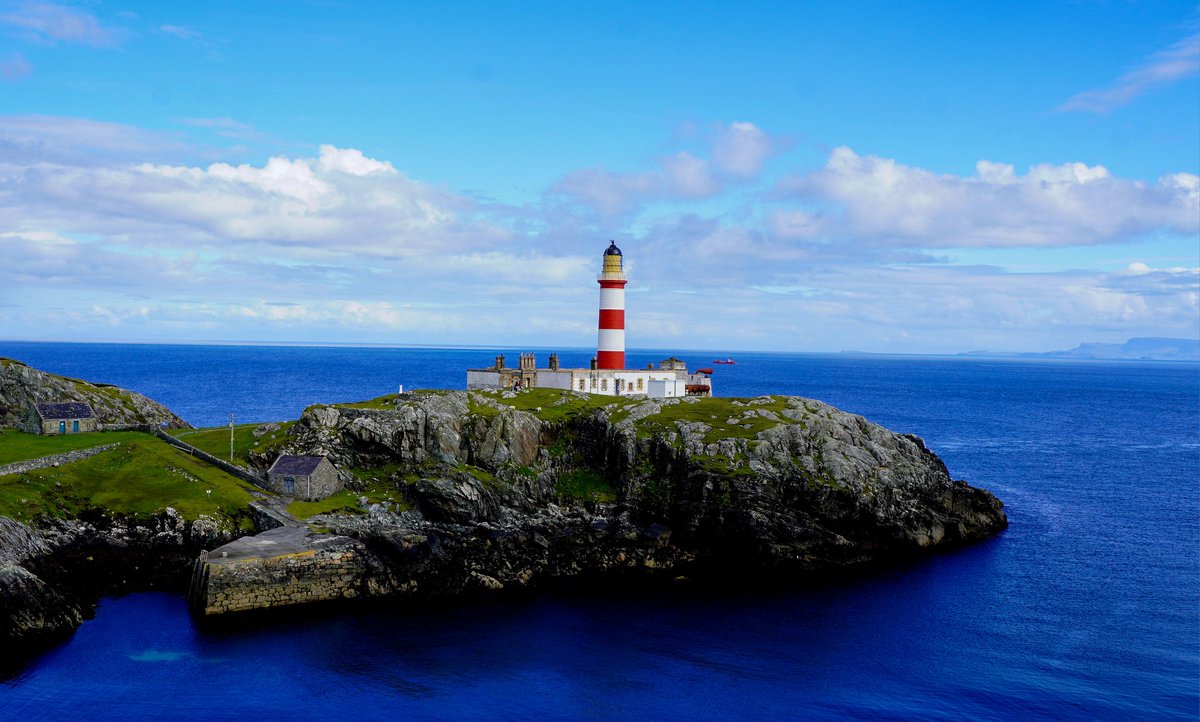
[0,1,1197,354]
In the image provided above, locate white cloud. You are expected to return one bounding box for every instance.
[316,145,396,176]
[1,116,1195,352]
[661,151,718,197]
[159,24,201,41]
[0,115,192,163]
[0,141,490,255]
[712,121,774,177]
[0,128,599,345]
[550,165,660,216]
[0,52,32,80]
[696,263,1200,352]
[775,146,1199,248]
[177,117,263,140]
[550,121,776,215]
[768,209,822,240]
[0,2,123,48]
[1059,32,1200,113]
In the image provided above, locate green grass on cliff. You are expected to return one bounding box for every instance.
[634,396,794,443]
[347,388,795,441]
[468,389,793,443]
[335,390,449,411]
[0,432,256,524]
[287,479,411,519]
[469,388,639,423]
[339,388,800,450]
[0,429,145,465]
[335,394,401,410]
[556,468,616,502]
[170,422,293,465]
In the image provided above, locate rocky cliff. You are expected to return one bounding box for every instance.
[0,510,238,647]
[232,389,1006,602]
[0,358,189,429]
[2,381,1006,645]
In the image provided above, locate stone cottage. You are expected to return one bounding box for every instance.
[266,455,341,501]
[22,402,99,435]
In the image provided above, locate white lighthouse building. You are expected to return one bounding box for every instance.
[466,241,712,399]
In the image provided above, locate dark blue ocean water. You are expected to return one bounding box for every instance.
[0,341,1197,721]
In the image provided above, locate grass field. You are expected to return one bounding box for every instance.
[0,428,147,465]
[341,389,798,446]
[0,432,257,525]
[470,389,794,443]
[287,479,410,519]
[632,396,794,443]
[171,422,293,465]
[467,387,640,422]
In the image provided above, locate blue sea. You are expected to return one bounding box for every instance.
[0,341,1196,721]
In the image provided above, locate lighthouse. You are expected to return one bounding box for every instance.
[465,239,713,398]
[596,241,627,370]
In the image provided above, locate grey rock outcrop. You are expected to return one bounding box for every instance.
[0,511,241,646]
[0,358,189,429]
[238,391,1006,604]
[2,377,1007,639]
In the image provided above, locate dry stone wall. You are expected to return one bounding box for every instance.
[0,444,119,477]
[152,428,266,488]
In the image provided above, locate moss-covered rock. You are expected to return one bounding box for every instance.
[269,388,1006,585]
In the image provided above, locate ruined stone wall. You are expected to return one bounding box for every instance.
[0,443,119,477]
[152,427,266,488]
[191,546,368,615]
[101,423,154,432]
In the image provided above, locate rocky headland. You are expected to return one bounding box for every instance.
[0,367,1007,651]
[0,357,189,430]
[0,509,237,649]
[244,391,1006,599]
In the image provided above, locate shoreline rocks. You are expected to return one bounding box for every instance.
[187,391,1006,616]
[2,386,1006,644]
[0,511,241,647]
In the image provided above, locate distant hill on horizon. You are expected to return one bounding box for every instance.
[961,337,1200,362]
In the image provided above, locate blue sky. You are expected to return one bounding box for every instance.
[0,1,1197,353]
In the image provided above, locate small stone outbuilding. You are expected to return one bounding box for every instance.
[21,402,99,435]
[266,455,341,501]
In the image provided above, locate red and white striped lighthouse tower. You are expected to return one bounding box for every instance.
[596,241,627,370]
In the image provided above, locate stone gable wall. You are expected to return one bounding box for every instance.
[308,459,341,500]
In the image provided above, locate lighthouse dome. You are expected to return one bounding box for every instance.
[604,241,622,256]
